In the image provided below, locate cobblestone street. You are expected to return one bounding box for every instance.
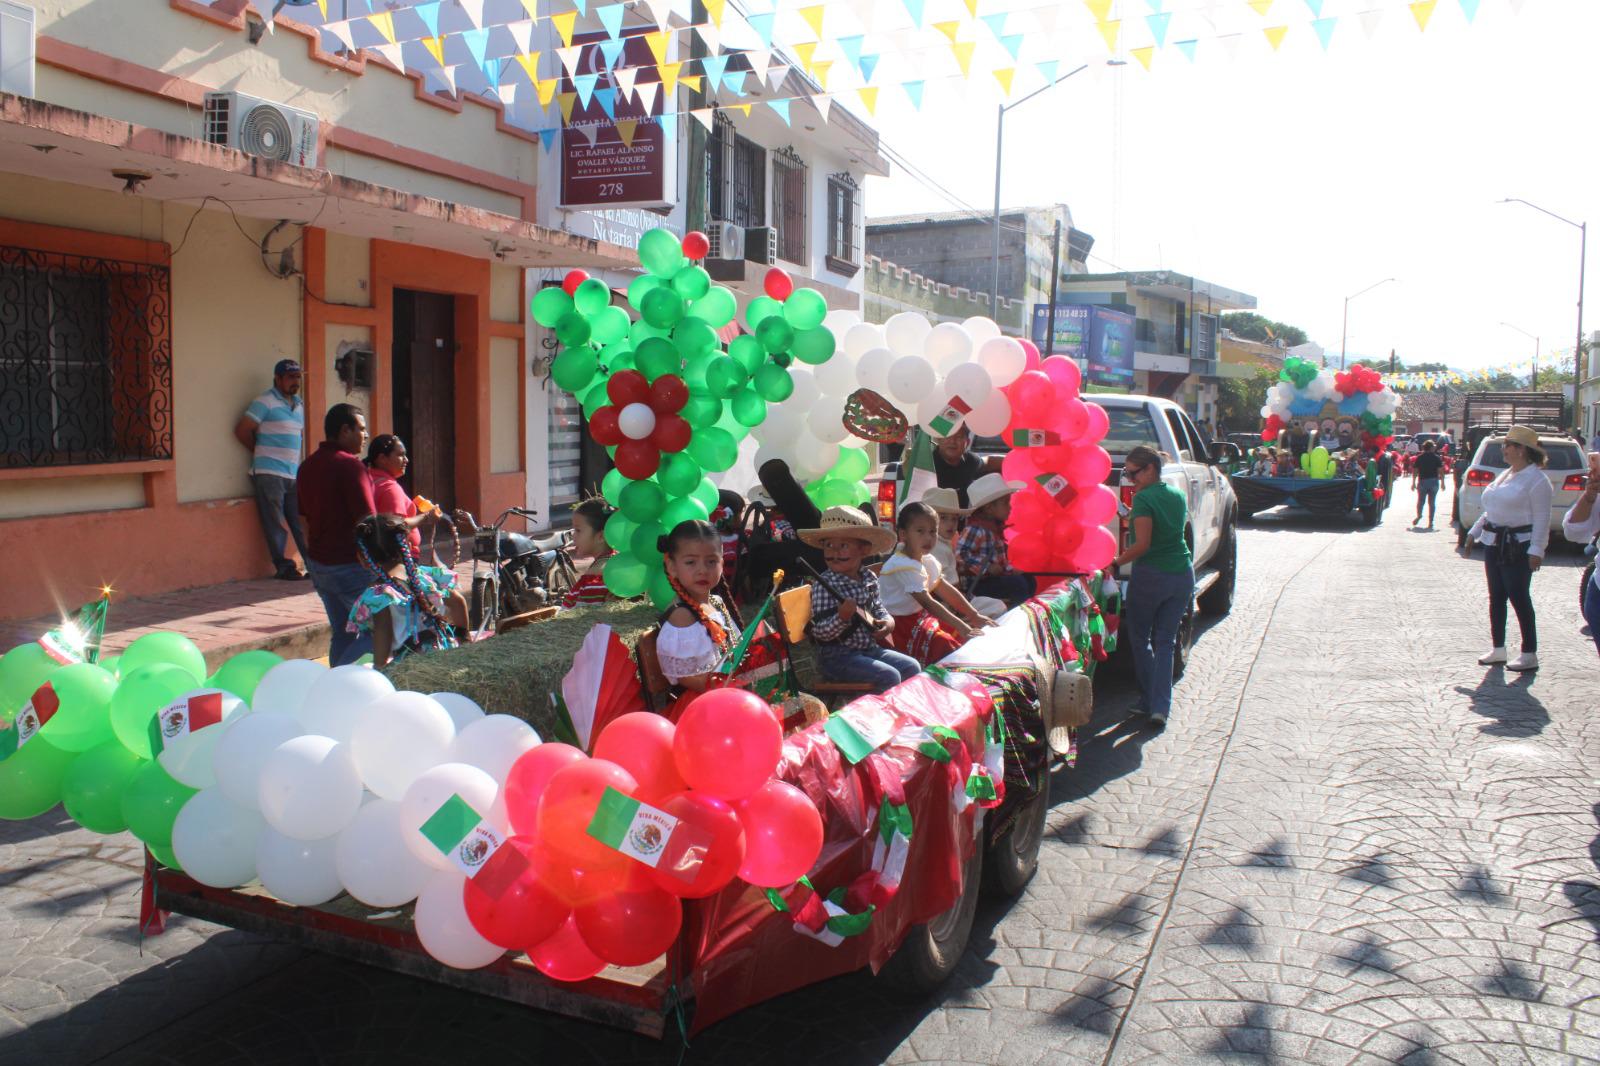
[4,502,1598,1065]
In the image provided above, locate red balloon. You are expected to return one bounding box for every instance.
[505,743,587,834]
[573,880,683,967]
[1000,447,1041,483]
[562,270,589,297]
[763,268,794,301]
[682,231,710,261]
[1066,485,1118,526]
[1017,338,1041,373]
[536,758,639,871]
[462,836,570,949]
[1071,526,1117,572]
[1050,398,1090,442]
[593,712,687,803]
[672,689,782,802]
[1008,370,1055,425]
[589,406,623,447]
[649,374,688,414]
[529,914,607,982]
[649,415,692,454]
[607,369,651,407]
[614,440,661,480]
[646,790,746,898]
[1062,445,1112,488]
[1040,356,1081,398]
[537,845,643,908]
[1081,402,1110,444]
[735,780,823,888]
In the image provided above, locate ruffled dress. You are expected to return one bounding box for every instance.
[347,566,459,662]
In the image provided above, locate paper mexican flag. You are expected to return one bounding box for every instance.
[928,395,972,437]
[586,787,712,883]
[1034,472,1070,497]
[1009,429,1060,448]
[147,691,225,756]
[418,793,506,879]
[824,702,898,765]
[38,597,109,666]
[0,683,59,761]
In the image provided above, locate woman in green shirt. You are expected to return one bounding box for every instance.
[1111,446,1194,730]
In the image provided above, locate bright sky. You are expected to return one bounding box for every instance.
[861,0,1598,374]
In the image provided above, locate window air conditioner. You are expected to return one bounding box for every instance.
[203,91,320,168]
[744,226,778,265]
[706,221,745,261]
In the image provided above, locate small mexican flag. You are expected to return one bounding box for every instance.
[1009,429,1060,448]
[928,395,972,437]
[1,683,59,761]
[586,787,712,884]
[824,702,898,765]
[38,596,109,666]
[147,691,225,757]
[418,793,507,879]
[1034,472,1070,497]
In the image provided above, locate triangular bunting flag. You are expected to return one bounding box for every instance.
[810,60,833,87]
[483,56,502,89]
[515,51,540,83]
[998,34,1022,59]
[367,11,396,45]
[574,72,600,109]
[458,0,484,28]
[1097,18,1120,52]
[509,20,534,56]
[1458,0,1479,20]
[722,69,746,95]
[746,49,771,85]
[1409,0,1436,29]
[992,67,1015,94]
[518,0,538,16]
[374,42,404,69]
[747,12,776,46]
[981,12,1007,38]
[1218,32,1242,58]
[1263,25,1288,49]
[767,98,791,124]
[536,77,559,107]
[1146,11,1171,46]
[800,4,826,38]
[462,28,490,72]
[901,0,925,27]
[838,34,864,70]
[657,111,676,140]
[497,84,517,104]
[438,64,458,94]
[1130,45,1153,69]
[859,53,880,81]
[813,93,833,121]
[557,45,585,75]
[695,22,721,54]
[1032,7,1058,33]
[1303,0,1322,14]
[538,127,558,153]
[598,3,626,39]
[325,20,357,53]
[615,119,638,147]
[1247,0,1274,14]
[599,39,626,70]
[1083,0,1113,21]
[766,64,789,90]
[690,106,716,130]
[644,29,671,65]
[579,123,599,146]
[1311,16,1336,49]
[932,20,961,43]
[659,60,683,96]
[733,102,751,116]
[681,74,703,92]
[1359,9,1383,36]
[1174,38,1197,61]
[558,91,578,123]
[414,1,441,39]
[857,86,879,114]
[902,80,924,109]
[614,66,638,99]
[643,0,673,30]
[1035,59,1058,84]
[948,41,974,75]
[702,53,731,88]
[553,11,578,47]
[963,0,979,15]
[704,0,726,25]
[793,41,818,72]
[636,79,660,113]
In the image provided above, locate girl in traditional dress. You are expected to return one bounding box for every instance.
[559,496,617,610]
[348,513,469,667]
[882,501,993,664]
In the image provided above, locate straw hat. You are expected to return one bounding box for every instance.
[1499,425,1546,460]
[966,473,1025,513]
[797,505,898,553]
[1033,657,1093,755]
[920,487,969,515]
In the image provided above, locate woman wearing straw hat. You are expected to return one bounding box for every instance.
[1467,426,1552,672]
[799,506,922,694]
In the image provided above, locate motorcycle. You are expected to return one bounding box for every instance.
[455,507,578,635]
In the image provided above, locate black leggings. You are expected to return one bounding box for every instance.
[1485,553,1537,653]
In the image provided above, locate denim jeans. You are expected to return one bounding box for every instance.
[252,473,309,572]
[1583,569,1600,658]
[1125,564,1194,719]
[307,559,374,666]
[1415,478,1440,524]
[816,643,921,694]
[1484,551,1537,654]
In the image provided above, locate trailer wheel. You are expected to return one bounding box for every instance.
[984,783,1048,898]
[882,834,984,997]
[1359,502,1379,527]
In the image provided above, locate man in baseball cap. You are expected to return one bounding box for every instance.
[235,359,309,579]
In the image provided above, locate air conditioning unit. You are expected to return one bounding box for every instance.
[203,91,320,168]
[0,1,35,98]
[706,220,745,261]
[745,226,778,265]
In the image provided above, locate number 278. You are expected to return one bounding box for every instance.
[598,182,624,197]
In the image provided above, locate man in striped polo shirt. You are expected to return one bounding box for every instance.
[235,359,310,580]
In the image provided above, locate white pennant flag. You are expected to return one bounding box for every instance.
[766,63,789,91]
[1031,7,1059,35]
[438,64,458,94]
[373,41,405,68]
[644,0,674,29]
[696,22,722,54]
[745,49,771,85]
[579,122,599,146]
[615,66,638,100]
[324,20,356,53]
[459,0,485,29]
[498,84,518,104]
[690,106,716,129]
[509,19,535,55]
[1218,33,1242,59]
[849,0,877,32]
[635,79,660,113]
[557,45,585,75]
[1359,9,1384,37]
[813,93,832,122]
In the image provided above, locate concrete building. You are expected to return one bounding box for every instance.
[1579,329,1600,440]
[861,254,1028,333]
[1396,392,1467,436]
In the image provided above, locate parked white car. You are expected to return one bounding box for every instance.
[1454,434,1592,548]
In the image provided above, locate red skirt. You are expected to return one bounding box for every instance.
[891,611,962,666]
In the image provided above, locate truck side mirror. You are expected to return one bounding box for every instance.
[1208,441,1241,465]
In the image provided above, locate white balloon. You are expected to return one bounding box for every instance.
[962,316,1002,345]
[401,762,502,870]
[447,715,540,784]
[813,347,860,396]
[1259,405,1274,419]
[155,689,246,790]
[352,692,456,801]
[752,442,786,472]
[617,402,657,441]
[883,312,932,357]
[976,336,1027,388]
[256,827,343,907]
[414,869,506,970]
[786,368,821,411]
[250,659,327,717]
[944,361,995,409]
[793,435,841,480]
[258,735,365,841]
[923,322,974,373]
[429,692,486,733]
[297,665,394,743]
[855,347,895,393]
[213,712,305,810]
[887,354,937,407]
[171,786,264,888]
[966,390,1012,437]
[823,309,862,337]
[842,322,885,360]
[806,395,850,445]
[916,393,950,436]
[335,798,432,907]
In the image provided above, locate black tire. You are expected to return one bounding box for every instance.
[1359,503,1379,527]
[1171,601,1195,680]
[1196,519,1236,617]
[882,832,984,996]
[469,574,494,631]
[984,782,1048,898]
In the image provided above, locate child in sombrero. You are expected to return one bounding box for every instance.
[800,506,921,694]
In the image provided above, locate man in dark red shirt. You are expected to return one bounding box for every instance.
[298,404,377,665]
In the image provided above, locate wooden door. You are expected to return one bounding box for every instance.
[391,289,456,508]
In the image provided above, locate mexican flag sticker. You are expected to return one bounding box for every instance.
[1035,473,1070,497]
[587,787,712,883]
[419,793,505,878]
[928,396,972,437]
[1,683,58,761]
[825,703,898,765]
[1010,429,1060,448]
[148,691,225,756]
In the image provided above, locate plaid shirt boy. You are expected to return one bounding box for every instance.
[808,569,891,652]
[956,515,1010,592]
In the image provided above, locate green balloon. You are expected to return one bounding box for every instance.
[692,476,721,514]
[37,662,117,753]
[635,337,682,382]
[682,392,723,429]
[603,511,636,555]
[211,650,283,705]
[728,335,766,375]
[830,446,872,484]
[660,494,710,530]
[620,479,667,523]
[688,286,737,328]
[555,311,592,347]
[117,633,207,686]
[599,337,634,364]
[0,643,64,716]
[756,315,795,355]
[812,478,862,509]
[121,759,194,847]
[0,734,74,820]
[673,317,720,359]
[62,740,145,834]
[582,379,612,418]
[630,521,665,561]
[745,295,782,328]
[628,273,664,309]
[630,319,670,346]
[639,228,687,278]
[147,840,182,870]
[97,655,120,679]
[531,286,574,328]
[715,404,749,442]
[646,567,677,611]
[847,480,871,506]
[689,427,739,472]
[601,468,629,506]
[640,286,685,329]
[606,350,637,373]
[753,363,795,402]
[731,389,768,428]
[783,288,828,330]
[603,552,650,598]
[574,277,612,317]
[791,327,837,366]
[110,663,196,759]
[590,305,632,346]
[552,348,600,392]
[658,452,703,497]
[672,264,712,301]
[705,357,748,399]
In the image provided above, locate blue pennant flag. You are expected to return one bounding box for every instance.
[902,0,924,28]
[574,72,599,109]
[701,53,730,89]
[598,3,625,40]
[595,87,617,119]
[746,12,775,47]
[573,0,589,14]
[1146,12,1171,46]
[838,34,864,70]
[1174,39,1197,62]
[998,34,1022,60]
[767,98,791,125]
[657,112,677,140]
[539,128,558,153]
[724,70,746,95]
[599,38,625,69]
[903,80,924,109]
[980,13,1007,38]
[1035,59,1058,84]
[1311,16,1336,49]
[1303,0,1323,14]
[1146,0,1163,10]
[482,56,501,86]
[859,53,879,81]
[414,1,441,39]
[1458,0,1480,21]
[462,27,490,72]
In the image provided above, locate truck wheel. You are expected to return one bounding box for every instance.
[1172,602,1195,680]
[984,782,1048,898]
[1197,519,1236,617]
[883,834,984,996]
[1359,503,1379,526]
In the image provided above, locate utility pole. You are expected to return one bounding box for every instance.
[1043,217,1062,357]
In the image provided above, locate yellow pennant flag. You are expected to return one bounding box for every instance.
[1247,0,1274,15]
[558,92,577,124]
[316,0,327,17]
[681,74,703,93]
[794,41,818,72]
[799,4,825,38]
[615,119,639,147]
[1130,45,1154,69]
[659,60,683,96]
[1263,25,1288,49]
[704,0,726,26]
[949,40,975,76]
[857,86,879,115]
[1097,18,1121,52]
[1083,0,1113,21]
[1409,0,1436,30]
[932,20,962,43]
[992,67,1015,95]
[515,51,541,83]
[553,11,578,48]
[811,60,833,86]
[421,35,447,68]
[367,11,396,45]
[519,0,538,17]
[644,29,671,65]
[536,77,559,108]
[963,0,980,16]
[734,103,753,116]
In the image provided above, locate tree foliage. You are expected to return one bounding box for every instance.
[1220,312,1309,349]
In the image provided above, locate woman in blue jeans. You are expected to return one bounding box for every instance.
[1112,446,1194,730]
[1564,460,1600,656]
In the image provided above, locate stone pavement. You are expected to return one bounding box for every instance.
[3,496,1598,1065]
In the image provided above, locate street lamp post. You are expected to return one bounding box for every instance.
[1339,277,1396,370]
[1500,198,1586,426]
[1499,322,1540,387]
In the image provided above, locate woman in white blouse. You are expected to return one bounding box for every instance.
[1563,452,1600,657]
[1466,426,1552,672]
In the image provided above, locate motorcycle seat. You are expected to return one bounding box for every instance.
[531,532,568,551]
[498,531,537,558]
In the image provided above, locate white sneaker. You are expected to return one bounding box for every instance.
[1477,647,1507,665]
[1506,652,1539,672]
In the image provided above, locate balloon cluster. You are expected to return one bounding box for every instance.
[992,352,1120,573]
[1260,359,1399,451]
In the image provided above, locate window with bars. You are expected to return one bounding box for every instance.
[772,149,807,264]
[826,173,859,273]
[704,119,766,230]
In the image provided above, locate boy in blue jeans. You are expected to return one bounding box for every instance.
[801,506,921,694]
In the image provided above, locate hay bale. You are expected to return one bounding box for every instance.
[382,600,661,737]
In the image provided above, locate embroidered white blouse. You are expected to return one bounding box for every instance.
[879,551,944,617]
[1468,464,1553,558]
[656,596,735,683]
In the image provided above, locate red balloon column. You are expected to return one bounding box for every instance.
[585,369,691,481]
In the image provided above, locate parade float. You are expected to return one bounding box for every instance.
[0,230,1122,1039]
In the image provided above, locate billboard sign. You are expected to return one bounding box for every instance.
[560,30,676,209]
[1031,304,1138,389]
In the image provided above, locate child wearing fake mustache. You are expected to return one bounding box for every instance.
[799,506,921,694]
